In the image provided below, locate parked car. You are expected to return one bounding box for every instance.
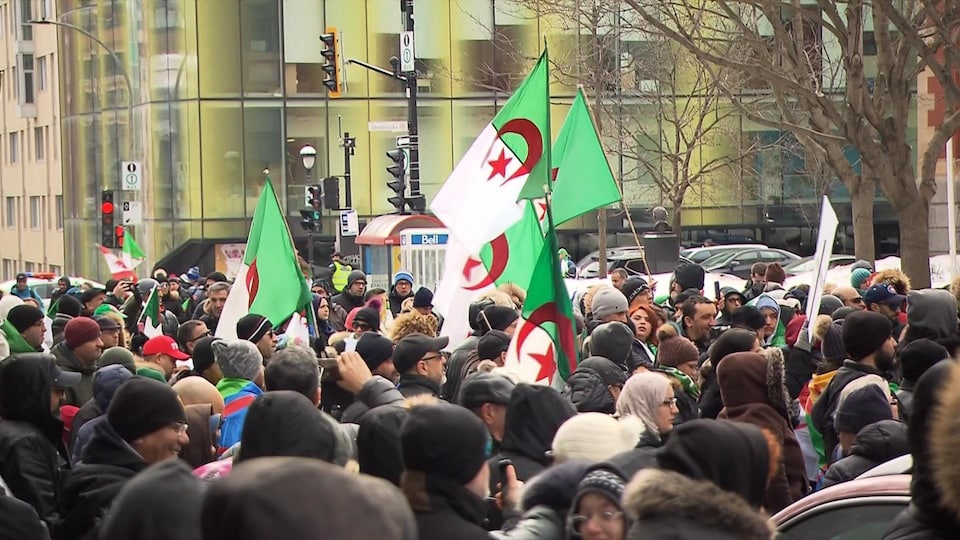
[701,248,801,278]
[575,246,641,277]
[781,255,858,276]
[773,475,910,539]
[0,274,105,310]
[681,243,768,264]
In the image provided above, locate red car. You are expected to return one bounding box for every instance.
[773,475,910,538]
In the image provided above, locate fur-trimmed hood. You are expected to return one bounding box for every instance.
[623,469,775,540]
[930,361,960,523]
[716,348,791,421]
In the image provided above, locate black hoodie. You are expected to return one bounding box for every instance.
[487,385,576,493]
[821,419,909,490]
[236,391,351,465]
[883,361,960,539]
[0,354,69,526]
[97,459,203,540]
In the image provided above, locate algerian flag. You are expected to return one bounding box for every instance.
[140,285,163,338]
[430,49,551,254]
[122,229,145,268]
[216,175,313,340]
[503,217,578,384]
[550,88,622,224]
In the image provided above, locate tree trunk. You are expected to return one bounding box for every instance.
[598,208,608,276]
[898,196,932,289]
[849,175,877,262]
[671,208,682,235]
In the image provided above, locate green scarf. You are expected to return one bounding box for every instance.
[1,319,39,354]
[657,365,701,398]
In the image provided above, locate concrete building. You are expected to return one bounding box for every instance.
[0,0,63,280]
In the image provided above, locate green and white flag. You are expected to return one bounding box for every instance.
[140,285,163,338]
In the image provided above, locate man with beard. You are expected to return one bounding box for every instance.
[811,311,896,465]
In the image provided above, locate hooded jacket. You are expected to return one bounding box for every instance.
[717,349,807,512]
[0,354,69,526]
[905,289,957,340]
[491,461,590,540]
[0,490,49,540]
[235,391,352,466]
[331,271,367,313]
[811,359,886,464]
[217,380,263,451]
[883,361,960,539]
[487,385,577,493]
[624,469,776,540]
[97,459,203,540]
[59,419,148,540]
[69,365,133,463]
[51,341,96,407]
[561,357,625,414]
[821,419,908,490]
[402,471,489,540]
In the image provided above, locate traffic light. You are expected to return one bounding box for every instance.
[300,208,322,233]
[323,176,340,209]
[101,191,116,248]
[386,148,407,213]
[320,27,341,97]
[307,185,322,209]
[407,194,426,213]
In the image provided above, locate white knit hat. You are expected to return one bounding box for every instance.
[551,413,643,464]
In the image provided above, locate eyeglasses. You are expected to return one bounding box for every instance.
[568,511,624,531]
[170,422,189,437]
[661,397,678,407]
[188,331,211,343]
[421,353,445,363]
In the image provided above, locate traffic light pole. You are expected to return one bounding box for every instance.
[402,0,420,198]
[342,132,355,209]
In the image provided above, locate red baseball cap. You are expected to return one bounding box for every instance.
[142,335,190,360]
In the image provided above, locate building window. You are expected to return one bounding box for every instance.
[5,196,15,227]
[40,0,51,20]
[54,194,62,229]
[9,131,18,163]
[24,262,34,273]
[29,196,40,229]
[19,54,34,105]
[10,66,16,100]
[37,56,46,92]
[34,126,43,160]
[17,0,31,41]
[0,5,6,38]
[2,259,13,280]
[49,264,61,276]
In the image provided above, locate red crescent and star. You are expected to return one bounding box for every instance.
[461,234,510,291]
[487,118,544,186]
[245,258,260,308]
[513,302,577,382]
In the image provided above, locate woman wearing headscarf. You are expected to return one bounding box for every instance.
[600,372,678,480]
[717,349,808,512]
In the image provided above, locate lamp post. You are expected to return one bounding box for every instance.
[300,145,318,266]
[31,17,136,158]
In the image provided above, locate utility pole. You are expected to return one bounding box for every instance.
[342,130,355,209]
[401,0,421,199]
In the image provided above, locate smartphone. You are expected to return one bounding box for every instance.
[714,281,722,302]
[498,458,514,501]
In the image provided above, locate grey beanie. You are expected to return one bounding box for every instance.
[212,339,264,381]
[346,270,367,288]
[592,288,629,320]
[136,278,159,297]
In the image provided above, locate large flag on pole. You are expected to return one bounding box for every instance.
[216,175,313,340]
[121,229,145,268]
[97,245,138,280]
[430,49,551,254]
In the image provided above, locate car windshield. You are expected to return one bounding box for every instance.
[779,502,906,539]
[701,251,742,267]
[784,258,816,273]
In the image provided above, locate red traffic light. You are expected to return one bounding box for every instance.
[101,201,114,214]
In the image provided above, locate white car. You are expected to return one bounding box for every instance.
[680,243,768,264]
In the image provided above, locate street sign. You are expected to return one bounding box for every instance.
[400,31,415,72]
[368,121,407,132]
[122,200,143,225]
[121,161,142,191]
[396,135,411,147]
[340,209,359,236]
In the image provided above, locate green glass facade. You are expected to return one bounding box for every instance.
[57,1,916,277]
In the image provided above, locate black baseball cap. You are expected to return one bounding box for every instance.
[459,373,515,409]
[477,330,511,361]
[393,333,449,374]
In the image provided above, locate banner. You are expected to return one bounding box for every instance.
[806,196,839,341]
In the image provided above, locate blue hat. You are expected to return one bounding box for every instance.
[185,266,201,283]
[863,283,905,308]
[392,271,414,287]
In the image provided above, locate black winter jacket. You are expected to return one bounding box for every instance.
[397,373,440,399]
[442,336,480,403]
[340,376,405,424]
[821,420,908,490]
[402,472,489,540]
[491,461,589,540]
[59,420,147,540]
[811,360,886,463]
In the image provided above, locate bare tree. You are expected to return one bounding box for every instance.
[626,0,960,287]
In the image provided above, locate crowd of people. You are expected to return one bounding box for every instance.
[1,254,960,539]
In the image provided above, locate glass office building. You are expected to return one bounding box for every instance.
[57,1,914,277]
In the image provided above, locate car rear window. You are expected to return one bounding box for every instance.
[778,502,906,539]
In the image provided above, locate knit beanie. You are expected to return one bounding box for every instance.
[107,377,187,442]
[842,311,893,360]
[99,347,137,374]
[620,278,651,308]
[354,299,382,331]
[355,332,395,371]
[478,306,519,335]
[212,339,263,381]
[392,271,414,287]
[655,326,699,368]
[346,270,367,289]
[818,295,844,316]
[191,336,221,374]
[591,287,629,321]
[850,268,872,290]
[64,317,102,349]
[6,305,44,333]
[57,295,83,317]
[589,322,634,367]
[401,403,488,484]
[236,314,272,344]
[899,338,950,382]
[817,317,846,360]
[834,384,893,434]
[572,470,627,515]
[674,263,705,291]
[551,413,641,464]
[93,364,134,411]
[412,287,433,308]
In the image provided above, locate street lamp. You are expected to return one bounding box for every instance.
[300,145,317,179]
